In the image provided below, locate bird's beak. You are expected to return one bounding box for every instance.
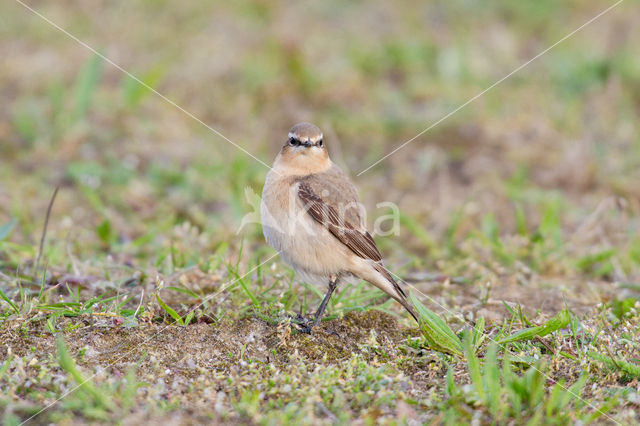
[302,141,312,147]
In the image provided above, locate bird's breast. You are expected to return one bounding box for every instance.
[261,174,352,279]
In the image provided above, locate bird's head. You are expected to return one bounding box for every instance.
[275,122,330,175]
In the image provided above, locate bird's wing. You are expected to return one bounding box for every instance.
[297,167,413,319]
[297,167,382,262]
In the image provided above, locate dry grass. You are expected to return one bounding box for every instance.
[1,0,640,424]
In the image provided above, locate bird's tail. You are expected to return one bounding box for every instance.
[372,264,419,323]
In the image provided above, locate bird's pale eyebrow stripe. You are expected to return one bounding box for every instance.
[288,132,323,143]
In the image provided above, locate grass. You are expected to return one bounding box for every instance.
[2,0,640,424]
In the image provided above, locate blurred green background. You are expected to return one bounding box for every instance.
[1,1,640,424]
[1,1,638,268]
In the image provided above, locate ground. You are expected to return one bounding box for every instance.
[1,0,640,424]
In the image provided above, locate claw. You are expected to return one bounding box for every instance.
[295,324,313,334]
[286,313,316,333]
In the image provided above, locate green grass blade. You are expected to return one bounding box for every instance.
[155,294,184,325]
[587,350,640,378]
[411,293,463,356]
[122,66,164,108]
[238,277,260,307]
[514,203,528,236]
[484,344,501,419]
[184,310,195,326]
[46,315,57,334]
[445,365,457,397]
[166,286,200,299]
[545,379,565,417]
[57,336,112,409]
[562,374,588,411]
[463,331,484,401]
[0,218,17,241]
[498,309,569,344]
[472,317,485,353]
[535,308,570,337]
[0,288,20,315]
[71,54,102,124]
[37,270,47,301]
[0,354,13,380]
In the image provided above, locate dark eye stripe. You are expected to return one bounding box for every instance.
[289,137,324,147]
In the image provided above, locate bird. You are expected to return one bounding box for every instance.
[261,122,418,332]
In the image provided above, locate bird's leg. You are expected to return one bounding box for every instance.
[291,276,338,334]
[311,276,339,328]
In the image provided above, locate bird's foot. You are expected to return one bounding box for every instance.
[287,313,315,334]
[295,324,313,334]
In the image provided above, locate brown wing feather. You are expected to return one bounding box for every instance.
[300,165,364,229]
[298,181,382,262]
[297,175,415,321]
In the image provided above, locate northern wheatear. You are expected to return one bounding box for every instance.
[261,122,417,332]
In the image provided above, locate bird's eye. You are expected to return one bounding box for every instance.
[289,138,298,146]
[318,139,323,147]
